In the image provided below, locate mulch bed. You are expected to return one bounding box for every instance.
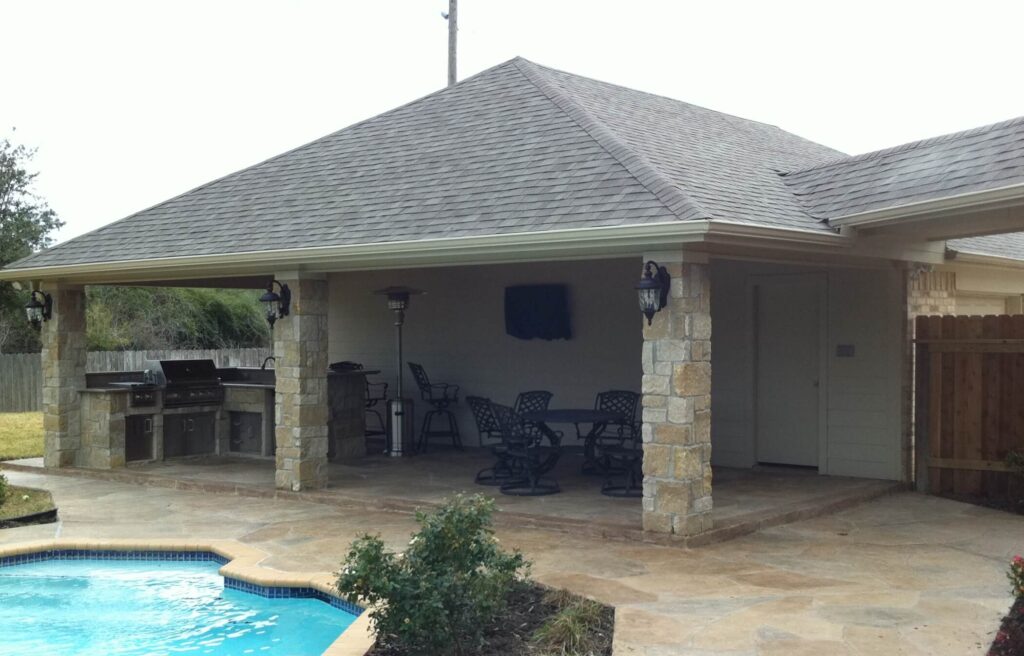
[990,598,1024,656]
[366,582,614,656]
[0,486,58,529]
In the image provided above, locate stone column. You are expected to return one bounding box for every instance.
[640,254,713,537]
[41,284,87,468]
[273,274,329,491]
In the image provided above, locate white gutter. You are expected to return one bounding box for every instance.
[945,249,1024,270]
[830,182,1024,229]
[0,220,848,283]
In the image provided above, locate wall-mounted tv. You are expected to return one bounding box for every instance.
[504,284,572,341]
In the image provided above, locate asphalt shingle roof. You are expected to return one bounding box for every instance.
[9,57,1024,272]
[781,117,1024,219]
[6,58,842,271]
[948,232,1024,260]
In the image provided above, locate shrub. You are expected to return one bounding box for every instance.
[533,589,612,656]
[336,494,528,655]
[1011,556,1024,599]
[0,473,8,506]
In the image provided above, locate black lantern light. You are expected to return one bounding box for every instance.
[259,280,291,328]
[25,290,53,329]
[636,260,670,326]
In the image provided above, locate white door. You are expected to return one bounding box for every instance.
[755,275,823,467]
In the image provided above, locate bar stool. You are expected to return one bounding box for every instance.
[407,362,462,452]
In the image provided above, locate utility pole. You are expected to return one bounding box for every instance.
[446,0,457,86]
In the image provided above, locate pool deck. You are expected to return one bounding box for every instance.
[1,465,1021,655]
[1,452,904,547]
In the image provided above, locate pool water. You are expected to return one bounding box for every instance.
[0,559,357,655]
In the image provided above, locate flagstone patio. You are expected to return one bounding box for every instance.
[1,451,901,546]
[0,466,1018,655]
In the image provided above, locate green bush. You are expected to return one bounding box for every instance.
[1011,556,1024,599]
[336,494,528,655]
[0,473,8,506]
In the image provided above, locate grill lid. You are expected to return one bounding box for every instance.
[145,359,220,387]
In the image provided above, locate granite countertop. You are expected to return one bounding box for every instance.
[222,382,275,390]
[327,369,381,376]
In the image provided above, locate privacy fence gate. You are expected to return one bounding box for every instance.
[915,315,1024,503]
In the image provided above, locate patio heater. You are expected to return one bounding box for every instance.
[373,286,424,457]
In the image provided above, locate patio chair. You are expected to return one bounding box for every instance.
[491,401,561,496]
[407,362,462,452]
[513,389,558,441]
[598,432,643,498]
[588,390,640,473]
[365,377,388,438]
[468,395,518,486]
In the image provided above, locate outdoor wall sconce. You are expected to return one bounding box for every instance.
[25,290,52,329]
[259,280,291,328]
[636,260,671,326]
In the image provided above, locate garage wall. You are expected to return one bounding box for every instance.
[327,259,642,447]
[710,259,904,481]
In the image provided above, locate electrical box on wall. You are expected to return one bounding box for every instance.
[835,344,856,358]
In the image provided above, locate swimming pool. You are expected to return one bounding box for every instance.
[0,555,358,655]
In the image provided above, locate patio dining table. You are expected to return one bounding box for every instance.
[519,408,625,473]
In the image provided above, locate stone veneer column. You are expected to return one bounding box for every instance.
[274,274,329,491]
[41,284,87,468]
[640,254,713,536]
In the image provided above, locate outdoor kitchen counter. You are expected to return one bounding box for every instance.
[327,369,378,462]
[221,382,275,390]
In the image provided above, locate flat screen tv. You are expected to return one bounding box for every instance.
[504,284,571,341]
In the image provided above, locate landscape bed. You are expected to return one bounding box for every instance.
[0,485,56,529]
[366,582,614,656]
[990,598,1024,656]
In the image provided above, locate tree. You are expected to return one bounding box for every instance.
[0,134,64,352]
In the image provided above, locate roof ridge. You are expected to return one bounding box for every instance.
[512,58,709,221]
[782,114,1024,177]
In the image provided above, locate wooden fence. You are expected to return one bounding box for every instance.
[915,315,1024,501]
[0,353,43,413]
[0,348,270,413]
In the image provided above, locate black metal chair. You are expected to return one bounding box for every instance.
[365,378,388,437]
[513,390,555,441]
[468,396,518,486]
[407,362,462,452]
[491,402,561,496]
[587,390,640,474]
[598,433,643,497]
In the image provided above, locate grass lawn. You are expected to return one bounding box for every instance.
[0,412,44,461]
[0,486,54,521]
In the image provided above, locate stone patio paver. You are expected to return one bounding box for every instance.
[0,468,1019,655]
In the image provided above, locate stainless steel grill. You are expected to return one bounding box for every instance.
[143,359,225,408]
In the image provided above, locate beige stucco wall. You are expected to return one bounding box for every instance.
[326,259,642,447]
[710,259,905,481]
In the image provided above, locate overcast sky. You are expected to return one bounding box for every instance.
[5,0,1023,244]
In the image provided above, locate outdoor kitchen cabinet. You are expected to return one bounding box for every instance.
[125,414,155,462]
[163,412,217,457]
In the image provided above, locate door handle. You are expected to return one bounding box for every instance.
[144,418,153,433]
[187,419,195,431]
